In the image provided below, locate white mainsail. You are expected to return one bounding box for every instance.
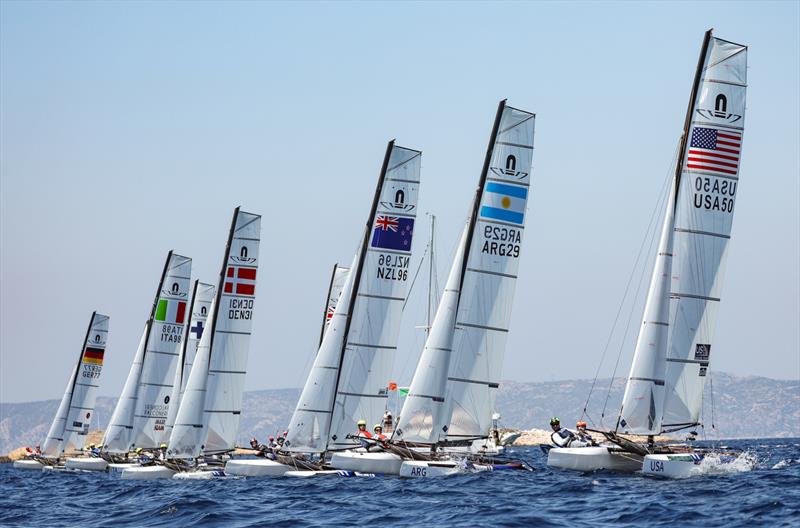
[619,32,746,434]
[130,252,192,449]
[169,208,261,458]
[662,33,747,429]
[164,280,215,436]
[319,264,350,345]
[286,142,421,453]
[42,312,109,456]
[396,101,535,444]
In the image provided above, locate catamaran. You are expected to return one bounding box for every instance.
[547,30,748,477]
[14,313,109,471]
[391,100,536,477]
[225,141,422,478]
[63,252,192,472]
[121,207,261,479]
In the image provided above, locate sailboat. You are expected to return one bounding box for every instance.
[14,313,110,470]
[122,207,261,480]
[547,30,747,477]
[226,141,422,477]
[319,264,350,346]
[391,100,536,477]
[64,252,192,472]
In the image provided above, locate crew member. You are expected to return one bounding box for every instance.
[549,417,576,447]
[574,421,597,447]
[267,436,277,450]
[158,443,168,461]
[356,419,372,440]
[373,424,388,442]
[382,410,394,433]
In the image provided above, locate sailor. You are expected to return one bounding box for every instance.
[573,421,597,447]
[275,436,285,449]
[549,417,576,448]
[34,444,42,455]
[382,410,394,433]
[267,435,277,450]
[373,424,388,442]
[135,447,152,465]
[159,443,168,461]
[356,419,372,440]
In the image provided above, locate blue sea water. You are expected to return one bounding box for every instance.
[1,439,798,527]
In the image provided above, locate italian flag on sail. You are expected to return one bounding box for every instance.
[155,299,187,324]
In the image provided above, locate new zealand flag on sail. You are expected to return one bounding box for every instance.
[371,216,414,251]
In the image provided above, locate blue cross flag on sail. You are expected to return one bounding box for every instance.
[371,216,414,251]
[480,182,527,225]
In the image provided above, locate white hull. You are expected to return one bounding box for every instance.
[224,459,292,477]
[108,463,138,472]
[642,454,702,477]
[399,460,492,478]
[172,469,226,480]
[329,450,403,475]
[284,470,348,478]
[120,465,177,480]
[13,459,45,470]
[547,446,643,473]
[65,457,109,471]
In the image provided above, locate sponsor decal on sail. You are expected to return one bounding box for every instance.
[371,216,414,251]
[490,154,528,180]
[83,347,105,365]
[224,266,256,295]
[480,182,527,225]
[155,299,187,324]
[686,126,742,176]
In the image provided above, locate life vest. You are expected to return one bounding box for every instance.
[357,430,373,439]
[551,428,574,447]
[374,433,388,441]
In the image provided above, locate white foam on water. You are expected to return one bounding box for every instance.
[695,451,758,475]
[770,458,798,470]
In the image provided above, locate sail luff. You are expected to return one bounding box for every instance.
[319,265,340,347]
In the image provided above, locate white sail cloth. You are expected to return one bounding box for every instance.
[103,326,146,453]
[662,36,747,428]
[43,313,109,456]
[169,209,261,458]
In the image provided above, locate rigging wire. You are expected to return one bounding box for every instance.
[581,142,682,428]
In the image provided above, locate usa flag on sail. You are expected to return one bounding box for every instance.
[686,126,742,176]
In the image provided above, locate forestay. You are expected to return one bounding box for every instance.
[662,34,747,429]
[164,280,215,436]
[131,252,192,449]
[42,312,109,456]
[286,142,421,453]
[442,102,535,441]
[169,208,261,458]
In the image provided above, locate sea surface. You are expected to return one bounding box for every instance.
[1,439,798,527]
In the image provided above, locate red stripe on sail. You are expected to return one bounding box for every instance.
[688,149,739,161]
[686,163,738,175]
[236,283,255,295]
[238,268,257,280]
[176,301,187,324]
[687,156,739,169]
[224,282,233,293]
[227,268,234,278]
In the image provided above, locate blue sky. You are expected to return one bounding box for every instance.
[1,1,798,403]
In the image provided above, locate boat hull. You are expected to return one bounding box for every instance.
[399,460,492,478]
[224,459,292,477]
[547,446,643,473]
[107,463,139,472]
[65,457,109,471]
[172,469,226,480]
[642,453,704,478]
[13,459,45,470]
[120,465,177,480]
[329,450,403,475]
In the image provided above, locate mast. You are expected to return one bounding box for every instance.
[319,264,340,348]
[458,100,506,294]
[327,140,394,426]
[673,29,713,209]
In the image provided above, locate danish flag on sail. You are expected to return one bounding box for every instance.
[225,266,256,296]
[686,126,742,176]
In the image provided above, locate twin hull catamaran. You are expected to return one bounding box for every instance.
[226,141,422,478]
[548,30,747,477]
[122,207,261,480]
[14,313,109,471]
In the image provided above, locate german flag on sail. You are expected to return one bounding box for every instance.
[83,347,105,365]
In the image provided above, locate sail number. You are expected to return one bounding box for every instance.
[694,177,736,213]
[377,254,409,281]
[228,298,254,320]
[481,226,521,258]
[82,364,102,378]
